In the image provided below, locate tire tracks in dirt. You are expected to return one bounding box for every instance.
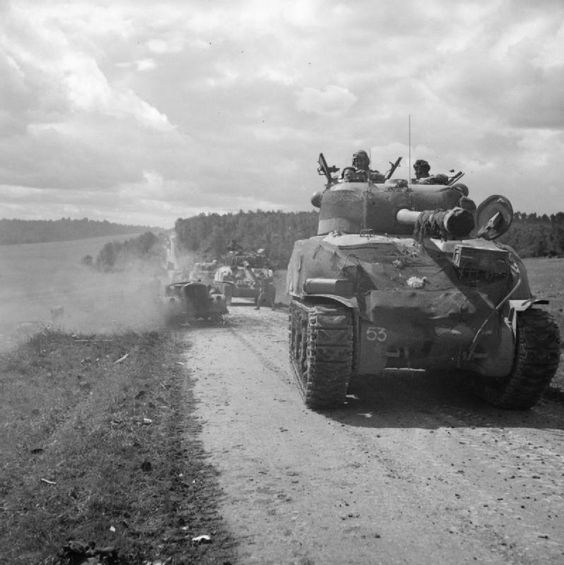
[184,308,564,564]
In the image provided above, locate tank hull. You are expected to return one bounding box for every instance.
[215,265,276,306]
[289,232,529,374]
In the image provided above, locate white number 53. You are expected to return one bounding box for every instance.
[366,326,388,342]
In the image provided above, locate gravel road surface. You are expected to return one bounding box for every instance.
[184,306,564,565]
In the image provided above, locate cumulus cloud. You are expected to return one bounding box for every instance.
[0,0,564,227]
[296,85,358,117]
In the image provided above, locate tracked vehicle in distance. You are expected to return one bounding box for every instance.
[189,261,219,286]
[162,281,227,326]
[287,153,560,410]
[215,250,275,306]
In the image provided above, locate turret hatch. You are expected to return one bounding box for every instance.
[475,195,513,240]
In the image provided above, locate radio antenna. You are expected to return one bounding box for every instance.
[408,114,412,183]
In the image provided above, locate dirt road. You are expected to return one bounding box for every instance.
[184,306,564,565]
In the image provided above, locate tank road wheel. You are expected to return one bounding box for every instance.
[482,309,560,409]
[289,301,354,409]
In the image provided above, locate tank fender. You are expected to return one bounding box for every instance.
[298,277,358,309]
[474,298,551,378]
[303,277,353,297]
[508,299,549,335]
[301,294,358,310]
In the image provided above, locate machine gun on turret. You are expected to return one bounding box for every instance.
[448,170,465,185]
[385,156,402,180]
[317,153,339,188]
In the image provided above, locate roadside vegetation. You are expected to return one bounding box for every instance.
[0,329,236,564]
[88,232,166,273]
[500,212,564,258]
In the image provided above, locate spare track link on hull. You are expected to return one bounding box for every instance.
[482,308,561,409]
[289,300,353,409]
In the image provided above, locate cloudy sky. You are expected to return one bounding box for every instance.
[1,0,563,228]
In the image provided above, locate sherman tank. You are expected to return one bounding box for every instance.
[215,251,275,306]
[162,281,227,326]
[287,153,560,410]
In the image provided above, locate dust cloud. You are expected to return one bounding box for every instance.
[0,235,291,351]
[0,236,176,349]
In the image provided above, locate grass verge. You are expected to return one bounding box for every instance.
[0,329,236,564]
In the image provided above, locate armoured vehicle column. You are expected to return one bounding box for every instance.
[287,153,560,410]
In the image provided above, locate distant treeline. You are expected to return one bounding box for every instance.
[175,210,564,266]
[0,218,154,245]
[175,211,318,268]
[499,212,564,258]
[86,231,165,272]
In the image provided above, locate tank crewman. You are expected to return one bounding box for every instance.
[343,150,385,183]
[253,271,275,310]
[254,272,265,310]
[353,150,371,172]
[413,159,430,180]
[412,159,448,185]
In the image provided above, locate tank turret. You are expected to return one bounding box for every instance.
[287,152,560,411]
[214,249,276,306]
[313,167,477,239]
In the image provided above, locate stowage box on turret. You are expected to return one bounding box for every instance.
[287,153,560,409]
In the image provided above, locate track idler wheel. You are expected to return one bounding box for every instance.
[481,308,560,409]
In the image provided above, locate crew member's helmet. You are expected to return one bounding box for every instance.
[352,150,370,171]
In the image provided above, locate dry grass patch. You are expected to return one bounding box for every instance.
[0,330,235,564]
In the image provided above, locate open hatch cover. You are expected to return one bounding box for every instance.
[475,195,513,240]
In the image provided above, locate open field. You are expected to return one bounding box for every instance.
[0,234,163,346]
[523,257,564,394]
[523,257,564,340]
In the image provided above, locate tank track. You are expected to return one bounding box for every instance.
[482,308,560,409]
[289,300,354,409]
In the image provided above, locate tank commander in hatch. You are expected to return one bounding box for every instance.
[343,150,385,183]
[413,159,431,180]
[412,159,448,185]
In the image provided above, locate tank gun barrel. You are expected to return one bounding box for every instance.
[396,207,475,239]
